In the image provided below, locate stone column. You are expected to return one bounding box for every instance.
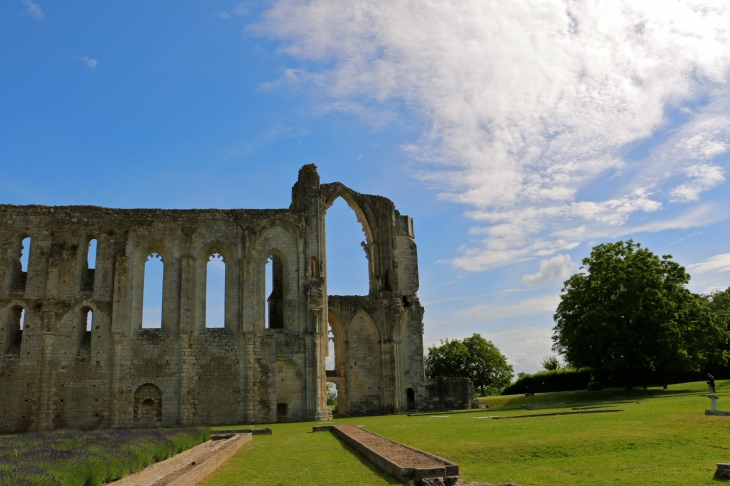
[177,255,195,425]
[36,312,56,430]
[109,256,128,428]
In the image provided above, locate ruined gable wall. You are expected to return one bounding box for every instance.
[321,181,428,416]
[0,204,319,431]
[0,165,437,431]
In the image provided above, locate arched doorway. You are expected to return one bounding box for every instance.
[133,384,162,426]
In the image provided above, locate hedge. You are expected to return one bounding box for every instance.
[502,365,730,395]
[502,368,592,395]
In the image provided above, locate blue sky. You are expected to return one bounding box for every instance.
[4,1,730,373]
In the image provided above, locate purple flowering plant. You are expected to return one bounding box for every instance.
[0,427,210,486]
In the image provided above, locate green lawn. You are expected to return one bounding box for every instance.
[205,380,730,485]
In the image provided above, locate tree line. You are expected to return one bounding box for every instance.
[425,240,730,393]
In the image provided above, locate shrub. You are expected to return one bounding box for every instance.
[502,367,727,395]
[587,381,604,391]
[0,427,210,486]
[502,368,592,395]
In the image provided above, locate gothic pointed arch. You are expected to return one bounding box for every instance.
[323,185,374,247]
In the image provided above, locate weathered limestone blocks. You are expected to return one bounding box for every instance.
[0,165,442,431]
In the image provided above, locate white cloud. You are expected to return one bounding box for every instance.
[521,254,573,285]
[215,3,249,19]
[21,0,44,20]
[688,253,730,274]
[78,56,97,70]
[451,294,560,324]
[669,164,726,202]
[256,0,730,270]
[483,327,554,375]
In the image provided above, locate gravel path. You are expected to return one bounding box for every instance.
[336,425,444,469]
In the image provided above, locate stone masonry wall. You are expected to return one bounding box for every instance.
[0,165,456,432]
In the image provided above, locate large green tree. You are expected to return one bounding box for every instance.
[552,240,729,388]
[425,334,513,395]
[703,287,730,325]
[702,287,730,365]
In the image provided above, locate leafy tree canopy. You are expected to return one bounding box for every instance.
[541,355,562,371]
[425,333,513,395]
[552,240,729,388]
[703,287,730,324]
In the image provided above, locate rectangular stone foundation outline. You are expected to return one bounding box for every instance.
[314,425,459,485]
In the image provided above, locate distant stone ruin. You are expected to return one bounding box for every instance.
[0,165,472,431]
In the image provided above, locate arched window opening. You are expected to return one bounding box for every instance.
[13,237,31,292]
[266,255,284,329]
[326,322,336,372]
[78,308,92,357]
[206,253,225,329]
[4,306,24,356]
[20,237,30,272]
[326,197,369,296]
[326,382,338,412]
[87,239,98,269]
[142,253,164,329]
[82,238,98,291]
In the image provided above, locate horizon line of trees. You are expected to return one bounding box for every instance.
[426,240,730,393]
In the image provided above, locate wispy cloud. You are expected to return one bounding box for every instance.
[78,56,98,70]
[482,326,554,375]
[688,253,730,275]
[21,0,44,21]
[451,294,560,324]
[215,3,249,19]
[669,164,726,202]
[255,0,730,271]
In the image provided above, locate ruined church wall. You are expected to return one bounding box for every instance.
[0,165,445,432]
[0,203,320,431]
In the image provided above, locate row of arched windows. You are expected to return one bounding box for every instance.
[3,305,94,358]
[139,252,284,329]
[11,236,99,293]
[9,196,369,331]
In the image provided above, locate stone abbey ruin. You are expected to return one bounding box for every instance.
[0,165,472,432]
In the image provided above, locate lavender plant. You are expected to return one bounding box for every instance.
[0,427,210,486]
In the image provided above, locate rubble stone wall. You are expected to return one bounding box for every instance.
[0,165,455,431]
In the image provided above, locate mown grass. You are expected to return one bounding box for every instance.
[206,380,730,485]
[0,427,210,486]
